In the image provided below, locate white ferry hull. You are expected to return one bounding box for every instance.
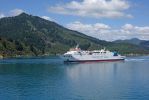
[61,55,125,62]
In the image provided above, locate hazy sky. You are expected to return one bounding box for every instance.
[0,0,149,41]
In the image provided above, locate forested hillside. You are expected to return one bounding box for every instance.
[0,13,148,57]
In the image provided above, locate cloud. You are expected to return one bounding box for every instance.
[0,13,5,18]
[66,21,149,41]
[48,0,132,18]
[67,21,110,34]
[122,23,134,30]
[0,9,24,18]
[122,24,149,35]
[10,9,24,16]
[41,16,53,21]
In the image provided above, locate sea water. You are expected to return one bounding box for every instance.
[0,56,149,100]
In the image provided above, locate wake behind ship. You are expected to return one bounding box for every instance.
[61,45,125,62]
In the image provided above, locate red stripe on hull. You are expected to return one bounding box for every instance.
[64,59,125,63]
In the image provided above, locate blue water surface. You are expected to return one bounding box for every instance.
[0,56,149,100]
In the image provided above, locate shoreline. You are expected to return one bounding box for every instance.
[0,53,149,59]
[123,54,149,57]
[0,54,59,59]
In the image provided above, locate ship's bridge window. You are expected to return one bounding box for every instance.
[89,52,92,55]
[68,55,72,57]
[64,55,72,57]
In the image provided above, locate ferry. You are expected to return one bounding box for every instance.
[61,45,125,62]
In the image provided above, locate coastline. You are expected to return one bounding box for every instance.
[0,53,58,59]
[124,53,149,57]
[0,53,149,59]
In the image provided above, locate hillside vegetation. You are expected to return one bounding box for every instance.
[0,13,148,57]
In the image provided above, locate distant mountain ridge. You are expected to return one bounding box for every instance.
[0,13,149,57]
[114,38,149,49]
[114,38,142,45]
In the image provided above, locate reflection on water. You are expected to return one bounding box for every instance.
[0,57,149,100]
[66,61,122,82]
